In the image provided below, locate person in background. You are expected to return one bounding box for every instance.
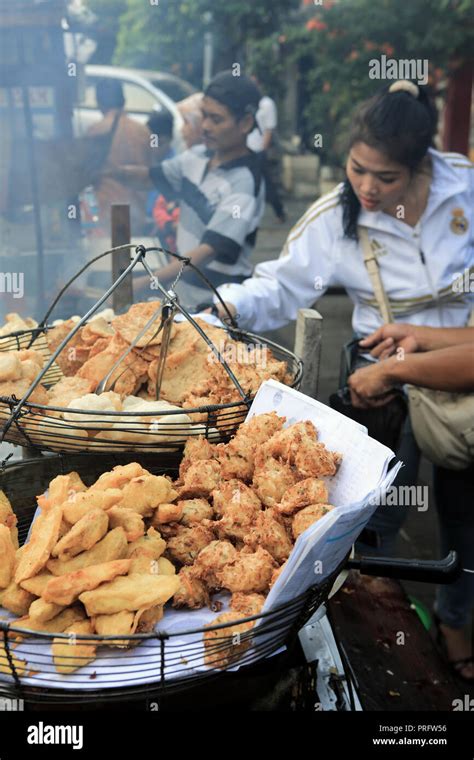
[114,70,266,311]
[177,93,204,149]
[349,323,474,683]
[146,109,179,250]
[247,77,286,223]
[87,78,151,235]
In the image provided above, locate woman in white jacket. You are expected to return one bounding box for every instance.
[214,80,473,555]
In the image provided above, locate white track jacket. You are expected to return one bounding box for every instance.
[216,149,474,336]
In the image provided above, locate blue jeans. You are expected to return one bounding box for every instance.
[433,464,474,629]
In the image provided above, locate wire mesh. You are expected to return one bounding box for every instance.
[0,245,303,456]
[0,454,344,705]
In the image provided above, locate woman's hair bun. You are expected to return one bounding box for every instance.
[388,80,420,98]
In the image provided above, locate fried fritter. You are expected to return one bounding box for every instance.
[277,478,329,515]
[179,459,222,498]
[179,498,214,526]
[252,458,297,508]
[291,504,334,539]
[178,436,218,482]
[230,592,266,618]
[203,612,254,669]
[243,509,292,564]
[166,524,215,566]
[193,539,238,590]
[172,566,210,609]
[216,547,277,594]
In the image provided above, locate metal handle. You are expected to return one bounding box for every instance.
[347,551,461,584]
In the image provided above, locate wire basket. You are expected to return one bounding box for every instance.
[0,454,345,706]
[0,245,303,455]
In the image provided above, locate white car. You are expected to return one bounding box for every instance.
[73,65,196,152]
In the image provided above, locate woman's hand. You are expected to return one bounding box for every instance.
[359,323,419,359]
[214,301,237,321]
[348,358,398,408]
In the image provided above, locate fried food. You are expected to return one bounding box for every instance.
[243,510,293,564]
[203,611,254,669]
[211,480,260,518]
[0,490,19,548]
[0,640,27,677]
[0,352,22,382]
[80,318,114,345]
[28,598,65,623]
[52,619,97,674]
[63,392,122,428]
[292,504,335,540]
[126,527,166,561]
[62,489,123,524]
[214,486,262,543]
[89,462,148,491]
[216,547,277,594]
[47,527,128,576]
[262,421,340,478]
[107,507,145,541]
[172,566,210,609]
[46,320,90,376]
[277,478,329,516]
[179,499,214,526]
[0,524,16,588]
[19,570,54,596]
[52,508,109,560]
[150,502,183,525]
[178,436,218,482]
[0,311,37,336]
[43,559,132,606]
[0,376,49,406]
[13,605,86,639]
[216,437,255,482]
[252,458,297,508]
[230,592,266,618]
[14,505,63,583]
[117,475,177,516]
[37,472,87,512]
[0,580,36,616]
[92,610,135,647]
[193,540,238,590]
[79,573,180,616]
[179,459,222,498]
[47,376,95,408]
[113,301,176,347]
[166,524,215,566]
[128,554,175,575]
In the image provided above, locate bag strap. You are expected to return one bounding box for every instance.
[358,226,394,324]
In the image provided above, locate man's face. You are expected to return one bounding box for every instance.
[201,96,250,154]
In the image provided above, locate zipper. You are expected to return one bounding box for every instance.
[418,248,444,326]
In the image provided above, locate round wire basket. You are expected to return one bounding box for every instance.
[0,454,346,706]
[0,245,303,455]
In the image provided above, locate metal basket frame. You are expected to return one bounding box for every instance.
[0,244,303,454]
[0,453,346,705]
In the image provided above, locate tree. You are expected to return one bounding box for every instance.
[280,0,474,164]
[110,0,299,88]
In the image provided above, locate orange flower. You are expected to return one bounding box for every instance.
[348,50,359,61]
[323,81,331,92]
[380,42,395,56]
[364,40,377,52]
[306,18,327,31]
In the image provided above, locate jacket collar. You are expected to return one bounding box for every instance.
[357,148,469,236]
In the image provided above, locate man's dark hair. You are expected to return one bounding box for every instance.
[147,109,174,139]
[204,70,261,123]
[96,78,125,111]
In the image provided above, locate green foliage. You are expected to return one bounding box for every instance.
[286,0,474,164]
